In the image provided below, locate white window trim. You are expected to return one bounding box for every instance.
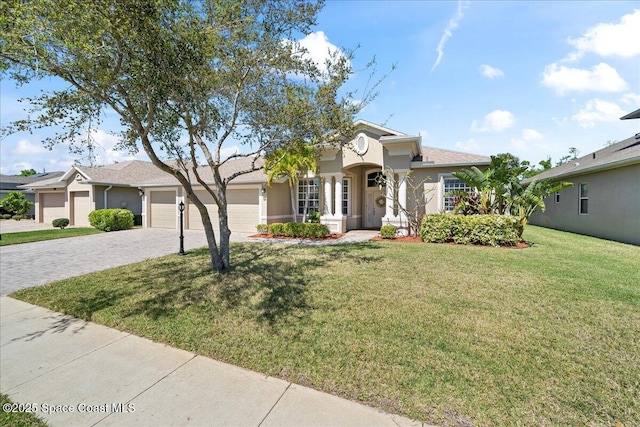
[579,183,588,215]
[342,177,352,216]
[297,178,320,215]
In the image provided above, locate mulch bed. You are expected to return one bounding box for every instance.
[249,233,345,241]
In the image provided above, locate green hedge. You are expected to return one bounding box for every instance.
[380,224,397,239]
[52,218,70,229]
[267,222,330,239]
[420,214,519,246]
[88,209,134,232]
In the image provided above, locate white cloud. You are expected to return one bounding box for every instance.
[471,110,515,132]
[479,64,504,79]
[220,145,241,159]
[10,139,49,156]
[294,31,348,76]
[571,99,627,127]
[431,0,470,72]
[621,93,640,105]
[566,9,640,61]
[510,129,544,150]
[454,138,479,152]
[541,63,627,95]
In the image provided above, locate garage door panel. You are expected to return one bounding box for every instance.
[188,189,257,233]
[73,191,90,227]
[150,191,176,229]
[41,193,66,224]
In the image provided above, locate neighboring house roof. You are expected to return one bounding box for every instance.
[412,146,491,167]
[620,108,640,120]
[1,172,64,191]
[523,133,640,184]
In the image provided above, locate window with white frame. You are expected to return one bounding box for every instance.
[443,177,471,212]
[579,183,588,214]
[342,178,351,216]
[298,178,319,215]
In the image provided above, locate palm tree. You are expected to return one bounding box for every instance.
[265,144,317,223]
[512,179,573,238]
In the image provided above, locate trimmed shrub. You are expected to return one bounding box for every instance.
[52,218,70,229]
[307,211,321,223]
[12,214,23,220]
[256,223,268,234]
[88,209,134,232]
[420,213,519,247]
[1,214,11,220]
[268,223,285,236]
[380,224,397,239]
[266,222,329,239]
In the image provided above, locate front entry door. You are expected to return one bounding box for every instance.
[365,189,385,228]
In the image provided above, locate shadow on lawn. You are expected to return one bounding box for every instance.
[124,241,384,327]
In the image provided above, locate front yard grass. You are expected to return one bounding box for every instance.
[0,394,48,427]
[12,226,640,426]
[0,228,102,246]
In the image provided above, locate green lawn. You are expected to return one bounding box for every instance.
[0,228,102,246]
[0,394,48,427]
[11,226,640,426]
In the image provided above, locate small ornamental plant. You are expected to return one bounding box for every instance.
[380,224,397,239]
[52,218,70,229]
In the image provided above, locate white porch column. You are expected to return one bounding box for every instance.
[323,175,333,216]
[333,173,343,219]
[384,173,394,220]
[397,171,407,220]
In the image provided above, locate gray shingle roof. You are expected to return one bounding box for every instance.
[523,134,640,183]
[620,108,640,120]
[415,146,491,166]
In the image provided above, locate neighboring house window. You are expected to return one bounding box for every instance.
[342,178,351,216]
[555,192,560,203]
[443,177,471,212]
[579,183,588,214]
[298,178,319,215]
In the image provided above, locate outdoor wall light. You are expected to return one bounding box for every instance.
[138,188,144,197]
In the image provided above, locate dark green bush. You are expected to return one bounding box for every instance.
[420,214,519,246]
[267,222,329,239]
[52,218,70,229]
[88,209,134,232]
[1,214,12,220]
[380,224,397,239]
[12,214,23,221]
[307,211,321,223]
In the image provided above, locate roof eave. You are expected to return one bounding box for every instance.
[523,156,640,183]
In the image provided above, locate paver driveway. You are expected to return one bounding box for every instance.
[0,228,244,296]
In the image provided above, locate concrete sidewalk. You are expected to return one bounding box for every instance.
[1,297,422,426]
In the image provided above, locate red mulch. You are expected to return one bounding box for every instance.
[250,233,345,241]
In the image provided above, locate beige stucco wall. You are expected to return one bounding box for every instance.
[530,164,640,245]
[266,182,294,223]
[408,167,469,214]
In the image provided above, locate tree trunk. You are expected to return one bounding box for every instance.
[216,187,231,269]
[289,184,297,223]
[188,193,225,271]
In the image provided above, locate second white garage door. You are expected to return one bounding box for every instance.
[187,189,258,233]
[150,191,176,229]
[72,191,91,227]
[41,192,66,224]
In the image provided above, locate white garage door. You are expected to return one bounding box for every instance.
[150,191,176,229]
[188,189,258,233]
[72,191,90,226]
[41,192,66,224]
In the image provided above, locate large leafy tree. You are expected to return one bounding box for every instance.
[1,0,371,271]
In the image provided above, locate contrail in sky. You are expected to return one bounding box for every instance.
[431,0,469,72]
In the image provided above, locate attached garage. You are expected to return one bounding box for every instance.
[72,191,90,226]
[149,191,176,228]
[188,189,258,233]
[40,192,66,224]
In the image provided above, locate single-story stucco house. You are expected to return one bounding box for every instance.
[527,133,640,245]
[23,121,490,233]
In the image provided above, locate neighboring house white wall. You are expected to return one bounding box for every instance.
[530,164,640,245]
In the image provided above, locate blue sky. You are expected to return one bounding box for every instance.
[1,1,639,175]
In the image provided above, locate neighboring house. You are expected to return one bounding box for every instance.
[0,172,63,217]
[526,133,640,245]
[23,121,490,233]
